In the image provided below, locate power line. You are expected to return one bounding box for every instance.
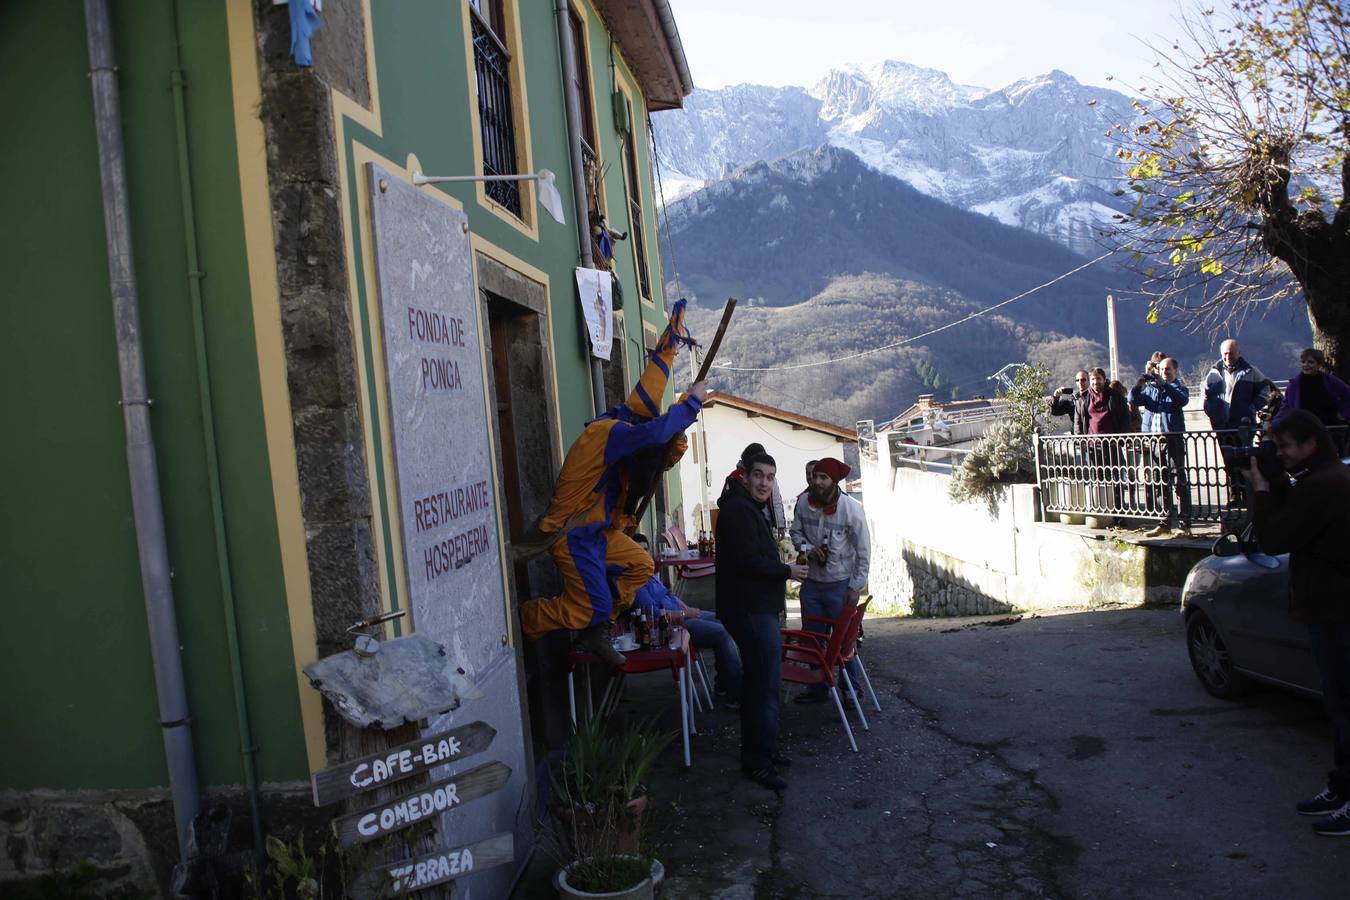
[649,118,685,306]
[713,248,1123,372]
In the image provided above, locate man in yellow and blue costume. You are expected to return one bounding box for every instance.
[520,300,704,664]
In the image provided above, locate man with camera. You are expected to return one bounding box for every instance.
[1130,357,1191,537]
[1248,409,1350,837]
[1049,370,1090,434]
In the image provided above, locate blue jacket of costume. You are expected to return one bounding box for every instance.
[634,577,681,614]
[1129,378,1190,433]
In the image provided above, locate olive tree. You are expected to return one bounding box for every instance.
[1108,0,1349,376]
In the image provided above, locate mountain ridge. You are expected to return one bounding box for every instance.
[664,145,1312,425]
[653,59,1136,251]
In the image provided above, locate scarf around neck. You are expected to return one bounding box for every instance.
[807,485,841,515]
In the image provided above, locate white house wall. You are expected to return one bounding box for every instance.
[678,404,851,535]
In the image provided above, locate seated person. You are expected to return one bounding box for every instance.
[632,533,742,707]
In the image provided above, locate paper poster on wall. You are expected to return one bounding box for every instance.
[575,267,612,360]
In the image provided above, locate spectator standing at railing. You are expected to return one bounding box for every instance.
[1048,370,1090,434]
[1110,379,1141,432]
[1086,368,1130,434]
[1131,358,1192,538]
[1204,340,1272,431]
[1274,349,1350,437]
[1084,369,1132,512]
[1136,352,1168,433]
[1205,339,1272,506]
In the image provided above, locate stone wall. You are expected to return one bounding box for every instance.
[901,545,1015,617]
[252,2,383,757]
[0,785,326,898]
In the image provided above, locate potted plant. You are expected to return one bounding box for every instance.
[547,715,674,899]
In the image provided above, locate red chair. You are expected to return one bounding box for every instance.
[799,601,871,731]
[567,637,697,767]
[781,606,859,752]
[660,524,715,580]
[837,600,881,714]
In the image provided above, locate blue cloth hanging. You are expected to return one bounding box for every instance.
[289,0,323,67]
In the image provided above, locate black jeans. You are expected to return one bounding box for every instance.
[1308,623,1350,797]
[1152,434,1192,527]
[1218,431,1251,506]
[723,611,782,771]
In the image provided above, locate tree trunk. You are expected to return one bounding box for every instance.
[1301,245,1350,382]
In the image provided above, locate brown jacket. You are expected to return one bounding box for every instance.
[1252,458,1350,623]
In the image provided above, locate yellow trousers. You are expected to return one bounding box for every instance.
[520,523,655,641]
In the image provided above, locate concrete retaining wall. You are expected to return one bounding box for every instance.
[860,455,1206,616]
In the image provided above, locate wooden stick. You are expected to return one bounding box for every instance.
[695,296,737,383]
[630,297,738,528]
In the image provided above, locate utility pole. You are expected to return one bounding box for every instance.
[1107,294,1119,382]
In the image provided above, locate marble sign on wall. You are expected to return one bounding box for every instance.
[366,163,509,678]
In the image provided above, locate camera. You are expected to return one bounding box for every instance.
[1058,386,1075,396]
[1221,435,1284,482]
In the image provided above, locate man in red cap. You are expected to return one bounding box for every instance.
[790,456,871,704]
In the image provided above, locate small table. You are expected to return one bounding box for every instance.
[655,553,715,596]
[567,628,697,767]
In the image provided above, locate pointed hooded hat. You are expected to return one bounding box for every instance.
[622,298,697,420]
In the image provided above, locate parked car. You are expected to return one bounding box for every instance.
[1180,528,1322,700]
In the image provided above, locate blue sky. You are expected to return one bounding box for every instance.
[669,0,1198,92]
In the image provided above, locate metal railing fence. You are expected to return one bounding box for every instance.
[1034,427,1348,525]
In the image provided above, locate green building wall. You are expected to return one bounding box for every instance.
[1,0,683,795]
[0,1,310,791]
[343,0,683,620]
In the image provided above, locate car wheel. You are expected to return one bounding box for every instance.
[1186,611,1251,699]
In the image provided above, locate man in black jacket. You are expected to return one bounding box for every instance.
[1249,410,1350,837]
[716,453,808,790]
[1048,369,1090,434]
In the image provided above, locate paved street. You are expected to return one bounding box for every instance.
[518,607,1350,898]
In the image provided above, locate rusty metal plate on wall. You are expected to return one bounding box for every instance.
[303,632,481,729]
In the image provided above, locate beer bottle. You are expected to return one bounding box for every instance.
[637,608,651,650]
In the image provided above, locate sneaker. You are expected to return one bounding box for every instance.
[1312,803,1350,837]
[722,696,740,711]
[1297,787,1345,816]
[742,765,786,790]
[573,626,625,667]
[1143,524,1170,538]
[1174,525,1192,538]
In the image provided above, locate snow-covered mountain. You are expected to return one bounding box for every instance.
[652,61,1135,252]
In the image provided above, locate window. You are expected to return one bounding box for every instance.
[620,101,651,298]
[568,10,605,241]
[567,12,597,161]
[470,1,521,216]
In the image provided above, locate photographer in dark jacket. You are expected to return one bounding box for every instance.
[1249,410,1350,837]
[1048,370,1090,434]
[716,453,808,790]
